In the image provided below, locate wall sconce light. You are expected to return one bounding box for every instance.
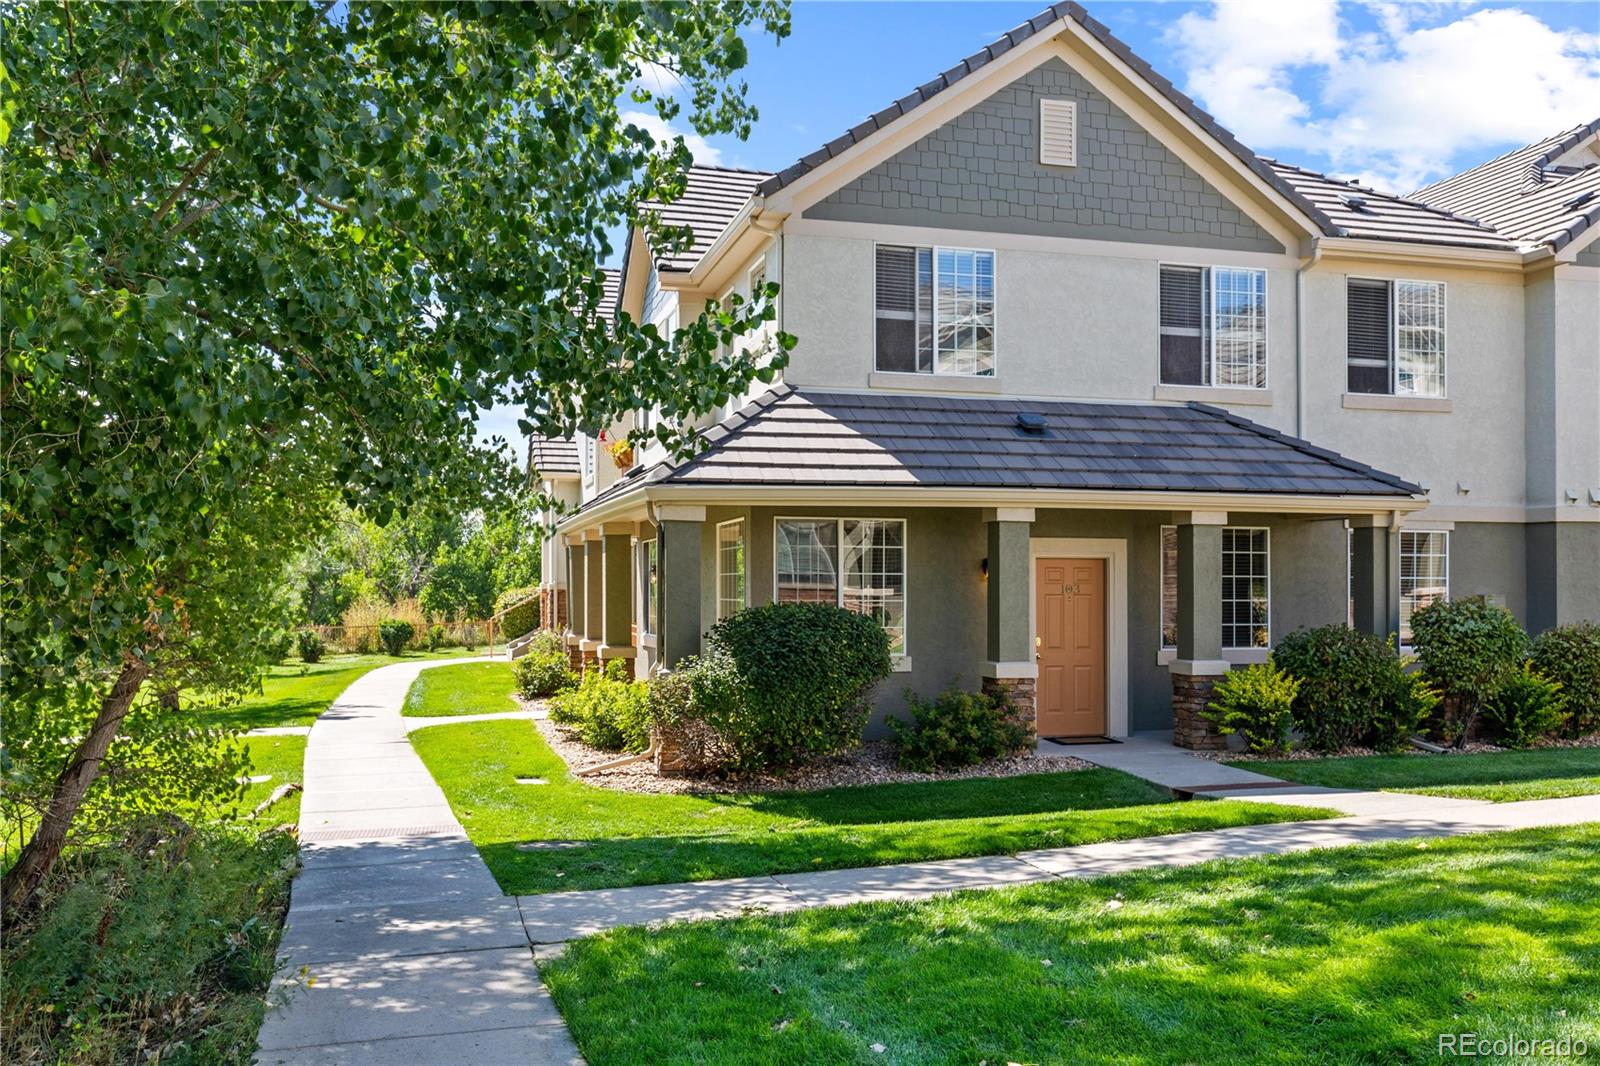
[980,557,989,578]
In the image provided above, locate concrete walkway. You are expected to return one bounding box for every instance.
[1040,731,1490,816]
[255,658,581,1065]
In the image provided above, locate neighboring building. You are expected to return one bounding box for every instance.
[540,1,1600,747]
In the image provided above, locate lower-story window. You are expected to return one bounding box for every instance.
[639,538,658,635]
[1159,526,1270,650]
[1399,530,1449,646]
[776,518,906,654]
[717,519,747,620]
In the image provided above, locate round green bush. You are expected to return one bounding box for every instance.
[511,632,575,698]
[1271,625,1425,752]
[704,602,893,772]
[1409,597,1527,744]
[1481,663,1568,748]
[548,659,649,752]
[888,683,1029,771]
[495,586,540,641]
[1531,622,1600,736]
[295,629,325,664]
[377,619,415,657]
[1200,661,1299,754]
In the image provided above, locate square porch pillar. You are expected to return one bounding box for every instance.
[656,506,705,668]
[581,530,604,672]
[981,508,1037,740]
[1350,516,1400,639]
[564,537,587,672]
[600,524,637,666]
[1170,512,1228,750]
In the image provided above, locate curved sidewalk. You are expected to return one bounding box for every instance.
[255,657,582,1065]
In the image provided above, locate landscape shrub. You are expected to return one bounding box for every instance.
[1,822,296,1064]
[704,602,893,772]
[1201,661,1299,753]
[512,631,574,699]
[262,629,295,665]
[548,659,649,752]
[495,585,540,641]
[1369,670,1441,753]
[426,623,448,651]
[351,629,373,655]
[647,655,743,770]
[378,619,415,657]
[459,622,482,651]
[295,629,325,664]
[888,683,1029,771]
[1273,625,1412,751]
[1530,622,1600,736]
[1481,664,1568,748]
[1409,597,1527,745]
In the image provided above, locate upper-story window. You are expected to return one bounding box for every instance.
[875,245,995,377]
[1347,278,1445,397]
[1159,265,1267,388]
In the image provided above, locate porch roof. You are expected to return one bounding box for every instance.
[586,385,1422,510]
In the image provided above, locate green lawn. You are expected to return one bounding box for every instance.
[410,719,1336,895]
[402,660,516,717]
[1233,746,1600,802]
[227,736,307,826]
[542,826,1600,1065]
[206,649,471,730]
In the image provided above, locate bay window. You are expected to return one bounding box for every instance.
[776,518,906,654]
[1159,265,1267,388]
[875,245,994,376]
[1347,278,1446,397]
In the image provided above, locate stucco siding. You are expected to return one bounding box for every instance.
[1448,521,1528,624]
[806,58,1283,254]
[1574,243,1600,268]
[1527,522,1600,632]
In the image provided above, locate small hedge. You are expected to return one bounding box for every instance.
[1201,661,1298,754]
[888,683,1028,771]
[496,585,540,642]
[548,659,650,752]
[1531,621,1600,736]
[1481,663,1568,749]
[1272,625,1428,752]
[1410,597,1527,745]
[512,630,573,699]
[378,619,414,657]
[295,629,325,664]
[698,602,893,772]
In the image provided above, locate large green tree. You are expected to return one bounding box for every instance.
[2,0,792,909]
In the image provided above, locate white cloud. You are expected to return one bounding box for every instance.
[1166,2,1600,192]
[620,109,724,165]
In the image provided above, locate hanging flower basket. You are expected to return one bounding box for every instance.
[606,437,635,471]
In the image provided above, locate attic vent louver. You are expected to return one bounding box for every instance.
[1038,99,1077,167]
[1015,412,1047,435]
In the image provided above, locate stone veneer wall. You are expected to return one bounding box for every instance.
[982,676,1038,743]
[539,587,567,633]
[1170,671,1226,750]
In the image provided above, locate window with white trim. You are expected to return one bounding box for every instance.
[716,520,746,620]
[1158,526,1270,650]
[1222,528,1270,649]
[1399,530,1449,646]
[639,537,658,635]
[875,245,994,376]
[1347,278,1445,397]
[1159,265,1267,388]
[776,518,906,654]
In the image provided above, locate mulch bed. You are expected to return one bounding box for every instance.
[522,697,1091,796]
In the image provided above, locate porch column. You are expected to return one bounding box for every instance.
[657,506,705,667]
[600,523,637,665]
[1170,511,1228,750]
[582,530,603,672]
[564,536,587,672]
[981,508,1036,741]
[1350,515,1399,639]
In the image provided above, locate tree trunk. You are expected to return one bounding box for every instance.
[2,656,151,916]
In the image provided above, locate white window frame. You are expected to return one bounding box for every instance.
[1398,529,1450,649]
[1158,263,1268,389]
[873,243,996,378]
[637,537,658,637]
[773,516,908,656]
[1221,526,1271,650]
[716,518,747,621]
[1347,276,1447,399]
[1160,525,1271,651]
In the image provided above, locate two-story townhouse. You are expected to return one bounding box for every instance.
[530,1,1600,750]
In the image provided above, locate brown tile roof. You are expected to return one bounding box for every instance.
[1266,161,1514,250]
[1411,120,1600,251]
[584,384,1419,503]
[641,165,772,273]
[527,435,580,479]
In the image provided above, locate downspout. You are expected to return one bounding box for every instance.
[1294,240,1322,439]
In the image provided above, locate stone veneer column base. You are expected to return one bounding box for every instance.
[540,588,567,633]
[982,676,1038,744]
[1171,671,1226,750]
[565,639,584,673]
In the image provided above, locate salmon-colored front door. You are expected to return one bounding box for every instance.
[1035,557,1107,737]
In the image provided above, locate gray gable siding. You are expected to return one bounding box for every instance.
[1575,242,1600,267]
[805,58,1284,254]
